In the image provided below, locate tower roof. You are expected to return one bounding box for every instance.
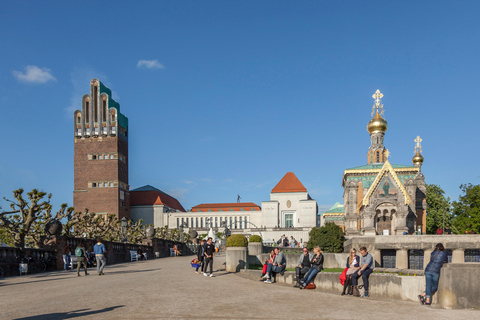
[271,172,307,193]
[130,185,186,212]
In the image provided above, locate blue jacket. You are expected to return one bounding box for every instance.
[93,243,106,255]
[425,250,448,274]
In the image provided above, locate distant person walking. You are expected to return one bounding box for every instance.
[418,243,448,306]
[203,237,215,277]
[75,242,89,276]
[63,244,72,270]
[196,240,205,274]
[94,238,107,275]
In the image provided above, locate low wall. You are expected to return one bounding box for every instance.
[241,269,424,302]
[226,247,248,272]
[438,263,480,309]
[255,253,348,269]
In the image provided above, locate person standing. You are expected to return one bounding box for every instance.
[418,243,448,306]
[196,240,205,274]
[352,247,374,297]
[94,237,107,276]
[75,242,89,277]
[63,244,72,271]
[203,237,215,277]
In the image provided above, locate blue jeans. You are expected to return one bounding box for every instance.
[425,271,440,298]
[302,267,319,285]
[266,263,284,276]
[96,255,107,274]
[352,268,373,292]
[63,255,71,270]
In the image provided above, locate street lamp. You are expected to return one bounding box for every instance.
[120,217,128,242]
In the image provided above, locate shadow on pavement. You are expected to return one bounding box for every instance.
[104,268,159,275]
[13,305,124,320]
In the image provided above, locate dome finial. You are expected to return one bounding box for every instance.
[412,135,424,167]
[367,89,388,134]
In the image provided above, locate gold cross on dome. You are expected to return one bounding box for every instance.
[372,89,384,107]
[384,149,390,160]
[414,136,422,154]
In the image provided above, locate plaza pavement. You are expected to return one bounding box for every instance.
[1,253,479,320]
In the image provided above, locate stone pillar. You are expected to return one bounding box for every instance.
[247,242,263,265]
[394,212,409,235]
[452,249,464,263]
[373,249,382,267]
[396,249,408,269]
[363,212,376,236]
[226,247,248,272]
[424,249,433,266]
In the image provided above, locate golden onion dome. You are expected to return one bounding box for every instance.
[412,152,424,166]
[367,110,388,134]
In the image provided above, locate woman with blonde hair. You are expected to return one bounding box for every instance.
[299,246,324,289]
[341,248,360,295]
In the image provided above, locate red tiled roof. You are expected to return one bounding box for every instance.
[191,202,261,212]
[271,172,307,193]
[130,187,186,212]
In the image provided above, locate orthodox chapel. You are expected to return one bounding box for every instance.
[342,90,427,235]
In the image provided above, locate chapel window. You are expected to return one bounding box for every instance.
[376,151,380,162]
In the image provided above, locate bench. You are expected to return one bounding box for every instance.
[130,251,139,261]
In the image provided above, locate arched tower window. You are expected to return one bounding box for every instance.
[111,109,116,122]
[76,113,81,124]
[85,98,90,123]
[376,151,380,162]
[102,97,107,122]
[377,137,379,144]
[93,84,98,122]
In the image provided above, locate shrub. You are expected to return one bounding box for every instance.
[249,235,262,243]
[307,223,345,253]
[226,234,248,247]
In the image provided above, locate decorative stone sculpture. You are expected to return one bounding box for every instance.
[189,230,198,239]
[45,219,63,236]
[145,226,156,240]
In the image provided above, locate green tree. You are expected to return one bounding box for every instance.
[425,184,453,234]
[0,189,72,248]
[452,184,480,234]
[307,223,345,253]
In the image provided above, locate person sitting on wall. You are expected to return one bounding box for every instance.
[173,245,181,256]
[298,246,324,289]
[261,249,276,280]
[352,246,374,298]
[262,247,286,283]
[293,247,313,287]
[341,248,360,295]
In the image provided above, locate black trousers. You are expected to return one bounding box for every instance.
[204,257,213,274]
[342,274,353,294]
[295,266,310,280]
[196,256,204,272]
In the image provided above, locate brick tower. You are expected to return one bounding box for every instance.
[73,79,130,219]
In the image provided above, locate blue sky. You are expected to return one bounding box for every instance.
[1,1,479,214]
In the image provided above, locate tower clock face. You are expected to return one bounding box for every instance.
[287,200,291,208]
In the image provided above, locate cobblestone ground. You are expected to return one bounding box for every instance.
[1,254,479,319]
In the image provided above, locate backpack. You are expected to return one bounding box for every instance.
[75,247,83,257]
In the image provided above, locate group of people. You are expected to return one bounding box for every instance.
[195,237,216,277]
[62,238,108,277]
[340,247,374,297]
[276,235,299,248]
[259,246,325,289]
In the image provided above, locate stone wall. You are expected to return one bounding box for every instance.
[241,269,424,302]
[438,263,480,309]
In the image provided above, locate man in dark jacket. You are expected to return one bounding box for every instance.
[196,240,205,274]
[294,248,313,287]
[203,238,215,277]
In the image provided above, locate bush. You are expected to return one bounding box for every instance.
[226,234,248,247]
[307,223,345,253]
[249,235,262,243]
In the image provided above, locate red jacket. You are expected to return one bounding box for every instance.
[339,267,348,285]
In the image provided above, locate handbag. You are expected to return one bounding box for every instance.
[305,282,316,289]
[352,285,364,297]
